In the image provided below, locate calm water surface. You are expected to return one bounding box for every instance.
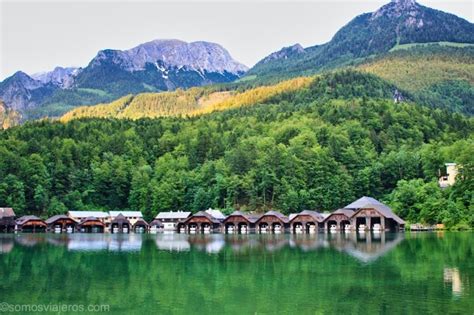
[0,232,472,314]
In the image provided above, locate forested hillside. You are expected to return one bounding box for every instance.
[0,72,472,228]
[60,77,312,121]
[358,46,474,114]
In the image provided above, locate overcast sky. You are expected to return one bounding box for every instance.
[0,0,472,80]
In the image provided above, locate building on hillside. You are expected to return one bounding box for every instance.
[109,211,143,226]
[439,163,458,188]
[0,208,16,233]
[155,211,191,232]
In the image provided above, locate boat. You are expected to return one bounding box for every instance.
[149,226,158,234]
[179,227,186,234]
[274,225,282,234]
[240,225,248,234]
[260,225,268,234]
[66,227,73,233]
[203,226,211,234]
[227,226,234,234]
[54,226,61,233]
[308,225,317,234]
[189,227,197,234]
[358,224,366,233]
[123,227,129,233]
[373,223,381,232]
[330,224,337,233]
[295,225,303,234]
[113,227,119,234]
[344,224,351,232]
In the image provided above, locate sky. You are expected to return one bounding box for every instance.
[0,0,472,80]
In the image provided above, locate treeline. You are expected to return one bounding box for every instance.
[0,72,472,228]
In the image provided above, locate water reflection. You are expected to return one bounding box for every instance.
[1,232,405,262]
[444,267,463,296]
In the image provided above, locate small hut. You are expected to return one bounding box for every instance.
[183,211,223,234]
[45,214,77,233]
[255,211,289,234]
[133,219,149,233]
[16,215,47,233]
[0,208,16,233]
[110,213,131,233]
[78,216,105,233]
[223,211,261,234]
[290,210,324,234]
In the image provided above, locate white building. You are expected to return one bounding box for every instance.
[155,211,191,231]
[439,163,458,188]
[67,211,109,223]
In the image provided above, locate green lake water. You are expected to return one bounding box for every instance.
[0,232,472,314]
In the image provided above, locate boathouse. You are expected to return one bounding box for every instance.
[109,211,143,226]
[223,211,261,234]
[290,210,324,234]
[346,197,405,231]
[16,215,47,233]
[78,216,105,233]
[133,219,149,233]
[0,208,16,233]
[255,211,289,234]
[323,209,353,232]
[182,211,223,234]
[149,219,164,233]
[45,214,77,233]
[155,211,191,231]
[110,214,131,233]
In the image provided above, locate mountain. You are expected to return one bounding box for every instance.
[0,100,20,129]
[0,71,56,112]
[0,39,247,122]
[31,66,80,88]
[74,39,248,95]
[247,0,474,80]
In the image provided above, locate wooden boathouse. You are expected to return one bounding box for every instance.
[0,208,16,233]
[289,210,324,234]
[16,215,47,233]
[254,211,289,234]
[223,211,261,234]
[78,216,105,233]
[45,215,77,233]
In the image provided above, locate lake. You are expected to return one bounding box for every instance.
[0,232,472,314]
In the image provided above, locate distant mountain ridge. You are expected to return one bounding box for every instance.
[247,0,474,79]
[0,39,248,121]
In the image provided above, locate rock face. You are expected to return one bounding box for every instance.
[259,44,306,64]
[0,39,247,120]
[90,39,247,74]
[31,67,80,88]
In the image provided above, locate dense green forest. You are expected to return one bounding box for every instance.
[0,71,472,228]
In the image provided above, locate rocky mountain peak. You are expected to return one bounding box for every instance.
[90,39,248,75]
[372,0,420,19]
[260,44,306,64]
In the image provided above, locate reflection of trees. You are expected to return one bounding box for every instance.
[0,233,472,314]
